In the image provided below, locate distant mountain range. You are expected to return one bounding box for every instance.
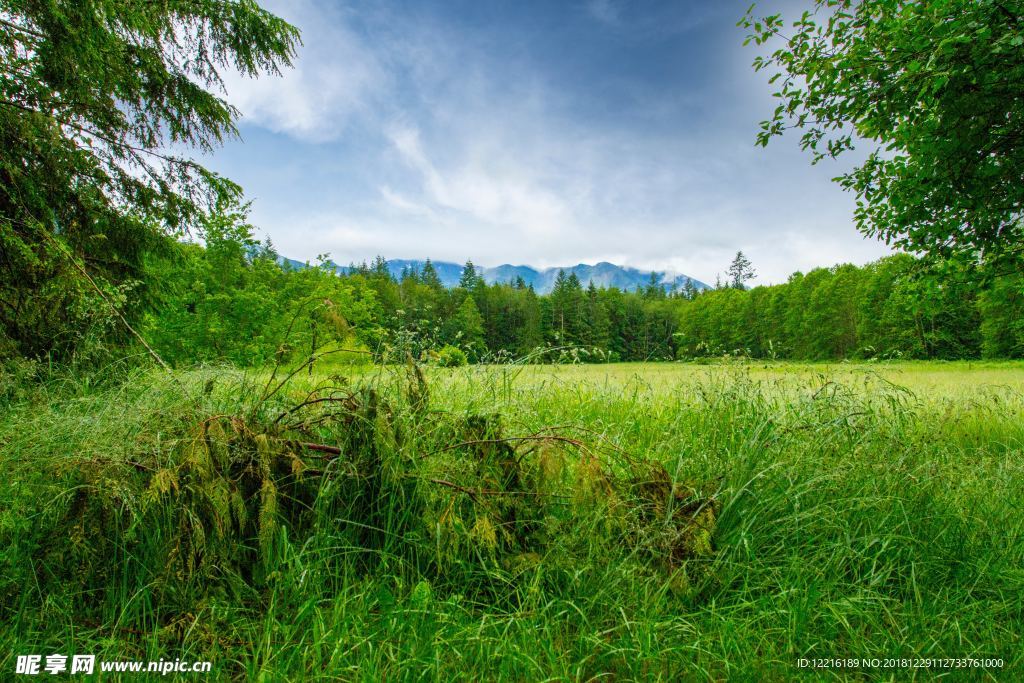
[279,257,709,295]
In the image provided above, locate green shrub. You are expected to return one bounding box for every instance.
[436,345,468,367]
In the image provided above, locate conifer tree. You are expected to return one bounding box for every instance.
[728,251,756,290]
[644,271,665,300]
[683,279,699,300]
[550,270,585,344]
[372,256,391,279]
[421,259,444,290]
[459,259,482,290]
[583,281,611,351]
[0,0,299,360]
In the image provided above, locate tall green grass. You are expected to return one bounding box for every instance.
[0,360,1021,680]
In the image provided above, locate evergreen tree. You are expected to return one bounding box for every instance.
[255,237,279,263]
[549,270,586,345]
[421,259,444,290]
[459,259,483,290]
[552,269,568,293]
[583,282,611,352]
[728,251,756,290]
[682,279,699,300]
[644,271,665,300]
[517,286,544,354]
[0,0,299,361]
[372,256,391,279]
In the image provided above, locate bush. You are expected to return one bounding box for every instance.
[436,345,468,367]
[0,362,718,665]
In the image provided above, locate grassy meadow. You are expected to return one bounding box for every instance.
[1,359,1022,680]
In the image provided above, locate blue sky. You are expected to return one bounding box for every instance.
[207,0,891,285]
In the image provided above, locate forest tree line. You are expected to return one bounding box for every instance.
[138,223,1024,366]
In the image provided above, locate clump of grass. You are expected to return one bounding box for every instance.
[0,357,724,678]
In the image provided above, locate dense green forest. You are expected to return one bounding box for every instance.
[134,223,1024,368]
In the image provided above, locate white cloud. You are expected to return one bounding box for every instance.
[378,186,439,220]
[220,0,385,141]
[386,122,578,242]
[219,1,893,285]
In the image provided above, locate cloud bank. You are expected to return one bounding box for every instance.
[210,0,892,285]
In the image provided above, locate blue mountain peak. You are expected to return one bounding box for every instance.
[280,257,709,295]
